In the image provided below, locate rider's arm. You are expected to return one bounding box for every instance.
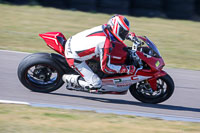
[100,38,119,74]
[100,38,135,74]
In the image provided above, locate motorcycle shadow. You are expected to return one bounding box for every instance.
[47,92,200,113]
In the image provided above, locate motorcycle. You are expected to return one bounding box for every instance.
[17,32,174,104]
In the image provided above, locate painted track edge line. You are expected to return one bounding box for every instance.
[0,100,30,105]
[0,99,200,123]
[0,49,30,54]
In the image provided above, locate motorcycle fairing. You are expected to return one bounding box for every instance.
[136,69,167,91]
[39,32,67,56]
[135,43,166,91]
[101,74,151,93]
[136,51,165,72]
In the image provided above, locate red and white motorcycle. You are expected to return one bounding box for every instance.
[17,32,174,104]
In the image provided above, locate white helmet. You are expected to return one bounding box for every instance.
[107,15,130,42]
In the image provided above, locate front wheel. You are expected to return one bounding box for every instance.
[17,53,65,93]
[129,74,174,104]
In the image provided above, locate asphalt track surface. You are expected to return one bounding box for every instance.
[0,50,200,121]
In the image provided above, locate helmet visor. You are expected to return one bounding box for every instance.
[118,24,129,40]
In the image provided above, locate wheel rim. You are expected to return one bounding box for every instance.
[25,64,59,87]
[136,78,168,99]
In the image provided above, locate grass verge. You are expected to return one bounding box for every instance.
[0,104,200,133]
[0,4,200,70]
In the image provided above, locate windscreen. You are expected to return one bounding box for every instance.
[145,37,161,57]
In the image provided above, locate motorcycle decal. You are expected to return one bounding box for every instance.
[155,61,160,67]
[114,79,122,83]
[113,77,137,87]
[42,35,59,46]
[101,84,129,93]
[132,75,151,81]
[131,76,139,80]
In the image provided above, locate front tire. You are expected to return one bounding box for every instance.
[129,74,174,104]
[17,53,64,93]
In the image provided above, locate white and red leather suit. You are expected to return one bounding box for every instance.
[64,24,135,89]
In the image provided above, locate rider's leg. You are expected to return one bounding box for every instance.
[64,39,101,90]
[63,60,102,90]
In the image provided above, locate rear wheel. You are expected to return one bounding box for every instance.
[18,53,64,93]
[129,74,174,104]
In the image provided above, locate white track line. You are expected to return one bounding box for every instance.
[0,100,30,105]
[0,49,30,54]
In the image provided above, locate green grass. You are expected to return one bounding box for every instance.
[0,104,200,133]
[0,4,200,70]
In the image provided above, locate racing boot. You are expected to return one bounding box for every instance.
[62,74,100,92]
[62,74,81,90]
[78,79,100,93]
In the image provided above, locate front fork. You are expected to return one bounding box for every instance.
[147,70,167,91]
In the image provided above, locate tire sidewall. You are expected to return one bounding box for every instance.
[129,74,174,104]
[18,53,64,93]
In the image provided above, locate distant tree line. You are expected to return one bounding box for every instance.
[1,0,200,20]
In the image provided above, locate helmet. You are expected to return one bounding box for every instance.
[107,15,130,42]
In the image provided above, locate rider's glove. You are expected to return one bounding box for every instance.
[126,32,136,41]
[119,65,136,74]
[126,32,141,45]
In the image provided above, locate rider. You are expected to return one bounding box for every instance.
[63,14,139,91]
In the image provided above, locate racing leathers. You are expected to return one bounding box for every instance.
[64,24,136,90]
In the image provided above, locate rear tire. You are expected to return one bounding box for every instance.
[129,74,174,104]
[17,53,64,93]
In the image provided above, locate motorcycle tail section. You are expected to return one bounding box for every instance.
[39,32,67,55]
